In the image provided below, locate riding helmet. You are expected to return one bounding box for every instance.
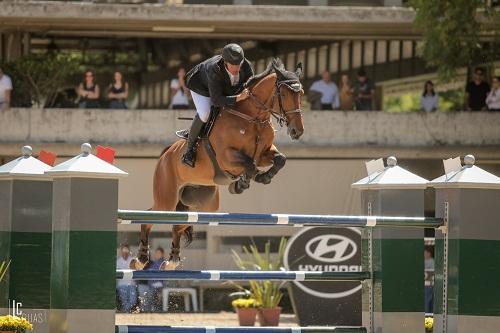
[222,43,244,65]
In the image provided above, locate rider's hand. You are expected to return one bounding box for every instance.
[237,89,250,102]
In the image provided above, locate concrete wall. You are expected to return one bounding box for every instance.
[1,108,500,159]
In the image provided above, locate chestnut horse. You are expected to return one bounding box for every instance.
[131,59,305,270]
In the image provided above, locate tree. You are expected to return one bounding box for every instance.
[410,0,500,81]
[3,53,79,107]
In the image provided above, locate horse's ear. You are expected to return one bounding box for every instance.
[295,63,303,77]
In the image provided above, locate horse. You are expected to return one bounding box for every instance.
[130,59,305,270]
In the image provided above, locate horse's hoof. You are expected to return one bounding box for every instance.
[254,172,271,184]
[160,260,179,270]
[129,258,149,270]
[229,182,242,194]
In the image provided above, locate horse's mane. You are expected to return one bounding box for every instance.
[245,58,300,88]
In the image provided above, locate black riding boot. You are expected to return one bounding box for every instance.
[182,114,205,168]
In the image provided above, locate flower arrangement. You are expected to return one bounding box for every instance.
[425,316,433,332]
[231,298,259,309]
[0,315,33,332]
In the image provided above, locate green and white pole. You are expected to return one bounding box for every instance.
[46,143,127,333]
[352,156,428,333]
[431,155,500,333]
[0,146,52,333]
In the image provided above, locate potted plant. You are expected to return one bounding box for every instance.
[0,315,33,333]
[231,297,259,326]
[232,237,287,327]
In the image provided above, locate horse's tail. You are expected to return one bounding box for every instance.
[182,225,193,246]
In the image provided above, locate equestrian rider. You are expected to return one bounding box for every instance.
[182,43,254,168]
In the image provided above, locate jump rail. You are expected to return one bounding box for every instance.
[117,210,444,228]
[116,270,370,282]
[115,326,367,333]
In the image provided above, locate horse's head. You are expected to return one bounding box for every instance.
[272,60,305,140]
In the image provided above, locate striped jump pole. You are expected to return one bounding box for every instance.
[116,270,370,282]
[117,210,443,229]
[115,326,367,333]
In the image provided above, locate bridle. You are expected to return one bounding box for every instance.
[246,78,303,127]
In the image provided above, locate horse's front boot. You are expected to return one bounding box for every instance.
[254,171,272,184]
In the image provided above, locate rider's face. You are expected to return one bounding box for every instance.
[225,62,241,76]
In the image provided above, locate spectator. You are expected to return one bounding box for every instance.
[78,70,100,108]
[352,68,375,111]
[138,247,166,312]
[108,71,129,109]
[339,74,354,111]
[148,247,166,312]
[486,76,500,112]
[309,70,340,110]
[116,244,137,312]
[465,67,490,111]
[420,80,439,112]
[170,68,190,109]
[0,66,12,111]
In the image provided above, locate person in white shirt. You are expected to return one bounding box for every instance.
[116,245,137,312]
[309,70,340,110]
[0,67,13,111]
[420,80,439,112]
[486,76,500,112]
[170,68,190,109]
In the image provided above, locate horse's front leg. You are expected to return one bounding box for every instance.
[225,148,258,194]
[254,145,286,185]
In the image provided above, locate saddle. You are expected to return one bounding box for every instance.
[175,107,238,185]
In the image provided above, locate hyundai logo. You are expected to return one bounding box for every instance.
[305,235,357,263]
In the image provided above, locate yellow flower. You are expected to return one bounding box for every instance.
[425,317,433,330]
[232,298,258,308]
[0,315,33,331]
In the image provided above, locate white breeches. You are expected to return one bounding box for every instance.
[190,90,212,123]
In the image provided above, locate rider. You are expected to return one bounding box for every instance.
[182,43,254,168]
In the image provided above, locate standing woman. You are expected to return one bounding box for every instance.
[420,80,439,112]
[339,74,354,111]
[486,76,500,112]
[78,70,100,108]
[170,67,190,109]
[108,71,129,109]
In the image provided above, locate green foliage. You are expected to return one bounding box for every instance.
[3,53,79,107]
[410,0,500,81]
[232,238,287,309]
[384,88,465,112]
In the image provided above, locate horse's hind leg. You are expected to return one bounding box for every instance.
[129,223,154,270]
[161,201,192,270]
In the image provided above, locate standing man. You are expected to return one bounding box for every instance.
[465,67,490,111]
[0,66,13,110]
[309,70,340,110]
[182,43,254,168]
[352,68,375,111]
